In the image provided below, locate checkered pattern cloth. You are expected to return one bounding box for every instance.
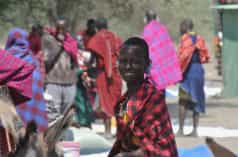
[142,20,182,90]
[178,32,209,73]
[6,28,48,132]
[109,79,178,157]
[0,48,34,104]
[16,60,48,132]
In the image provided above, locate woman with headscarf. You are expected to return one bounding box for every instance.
[5,28,48,132]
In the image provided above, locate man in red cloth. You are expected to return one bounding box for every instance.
[78,18,97,49]
[87,17,122,136]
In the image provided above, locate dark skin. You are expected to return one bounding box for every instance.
[56,20,66,42]
[118,46,146,96]
[115,46,149,157]
[145,10,157,24]
[44,20,67,73]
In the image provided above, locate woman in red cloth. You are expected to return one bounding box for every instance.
[177,19,209,137]
[87,17,122,136]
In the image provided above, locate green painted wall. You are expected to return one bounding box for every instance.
[222,10,238,96]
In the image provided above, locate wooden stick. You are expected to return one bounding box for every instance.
[5,129,12,153]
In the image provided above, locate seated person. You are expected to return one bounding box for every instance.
[108,37,178,157]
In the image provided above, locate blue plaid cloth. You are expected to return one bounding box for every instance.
[6,28,48,132]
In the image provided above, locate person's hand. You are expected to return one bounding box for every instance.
[57,40,63,48]
[114,152,131,157]
[0,101,22,143]
[56,33,65,42]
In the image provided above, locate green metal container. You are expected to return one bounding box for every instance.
[213,4,238,97]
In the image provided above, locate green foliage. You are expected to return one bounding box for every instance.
[0,0,214,47]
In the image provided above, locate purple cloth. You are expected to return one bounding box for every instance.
[5,28,48,132]
[142,20,182,90]
[0,48,34,104]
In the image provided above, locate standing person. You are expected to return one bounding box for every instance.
[73,51,97,128]
[142,10,182,90]
[73,18,97,128]
[5,28,48,132]
[78,18,97,49]
[87,17,122,137]
[28,23,46,81]
[42,18,78,124]
[108,37,178,157]
[177,19,209,137]
[0,28,48,156]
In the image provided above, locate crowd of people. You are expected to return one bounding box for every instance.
[0,10,210,157]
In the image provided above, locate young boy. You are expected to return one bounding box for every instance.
[109,37,178,157]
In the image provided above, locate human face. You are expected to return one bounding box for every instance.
[118,46,147,84]
[56,21,66,41]
[180,23,187,35]
[56,20,66,34]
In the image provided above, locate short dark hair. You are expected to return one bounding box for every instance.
[145,10,157,22]
[96,17,108,30]
[181,19,194,30]
[120,37,151,68]
[86,18,97,36]
[32,23,42,31]
[87,19,96,28]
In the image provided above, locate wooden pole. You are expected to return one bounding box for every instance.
[5,129,12,153]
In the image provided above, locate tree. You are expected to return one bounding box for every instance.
[0,0,94,33]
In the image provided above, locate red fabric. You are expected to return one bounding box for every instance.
[28,32,46,81]
[87,29,122,117]
[78,31,93,48]
[28,32,42,54]
[109,79,178,157]
[178,33,209,73]
[46,28,78,65]
[142,20,182,90]
[0,48,35,104]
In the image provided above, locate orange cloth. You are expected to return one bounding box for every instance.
[178,33,209,73]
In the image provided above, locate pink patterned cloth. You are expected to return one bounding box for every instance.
[0,48,35,104]
[57,141,80,157]
[63,32,78,64]
[46,28,78,64]
[142,20,182,90]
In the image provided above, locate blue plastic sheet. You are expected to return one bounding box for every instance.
[178,145,213,157]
